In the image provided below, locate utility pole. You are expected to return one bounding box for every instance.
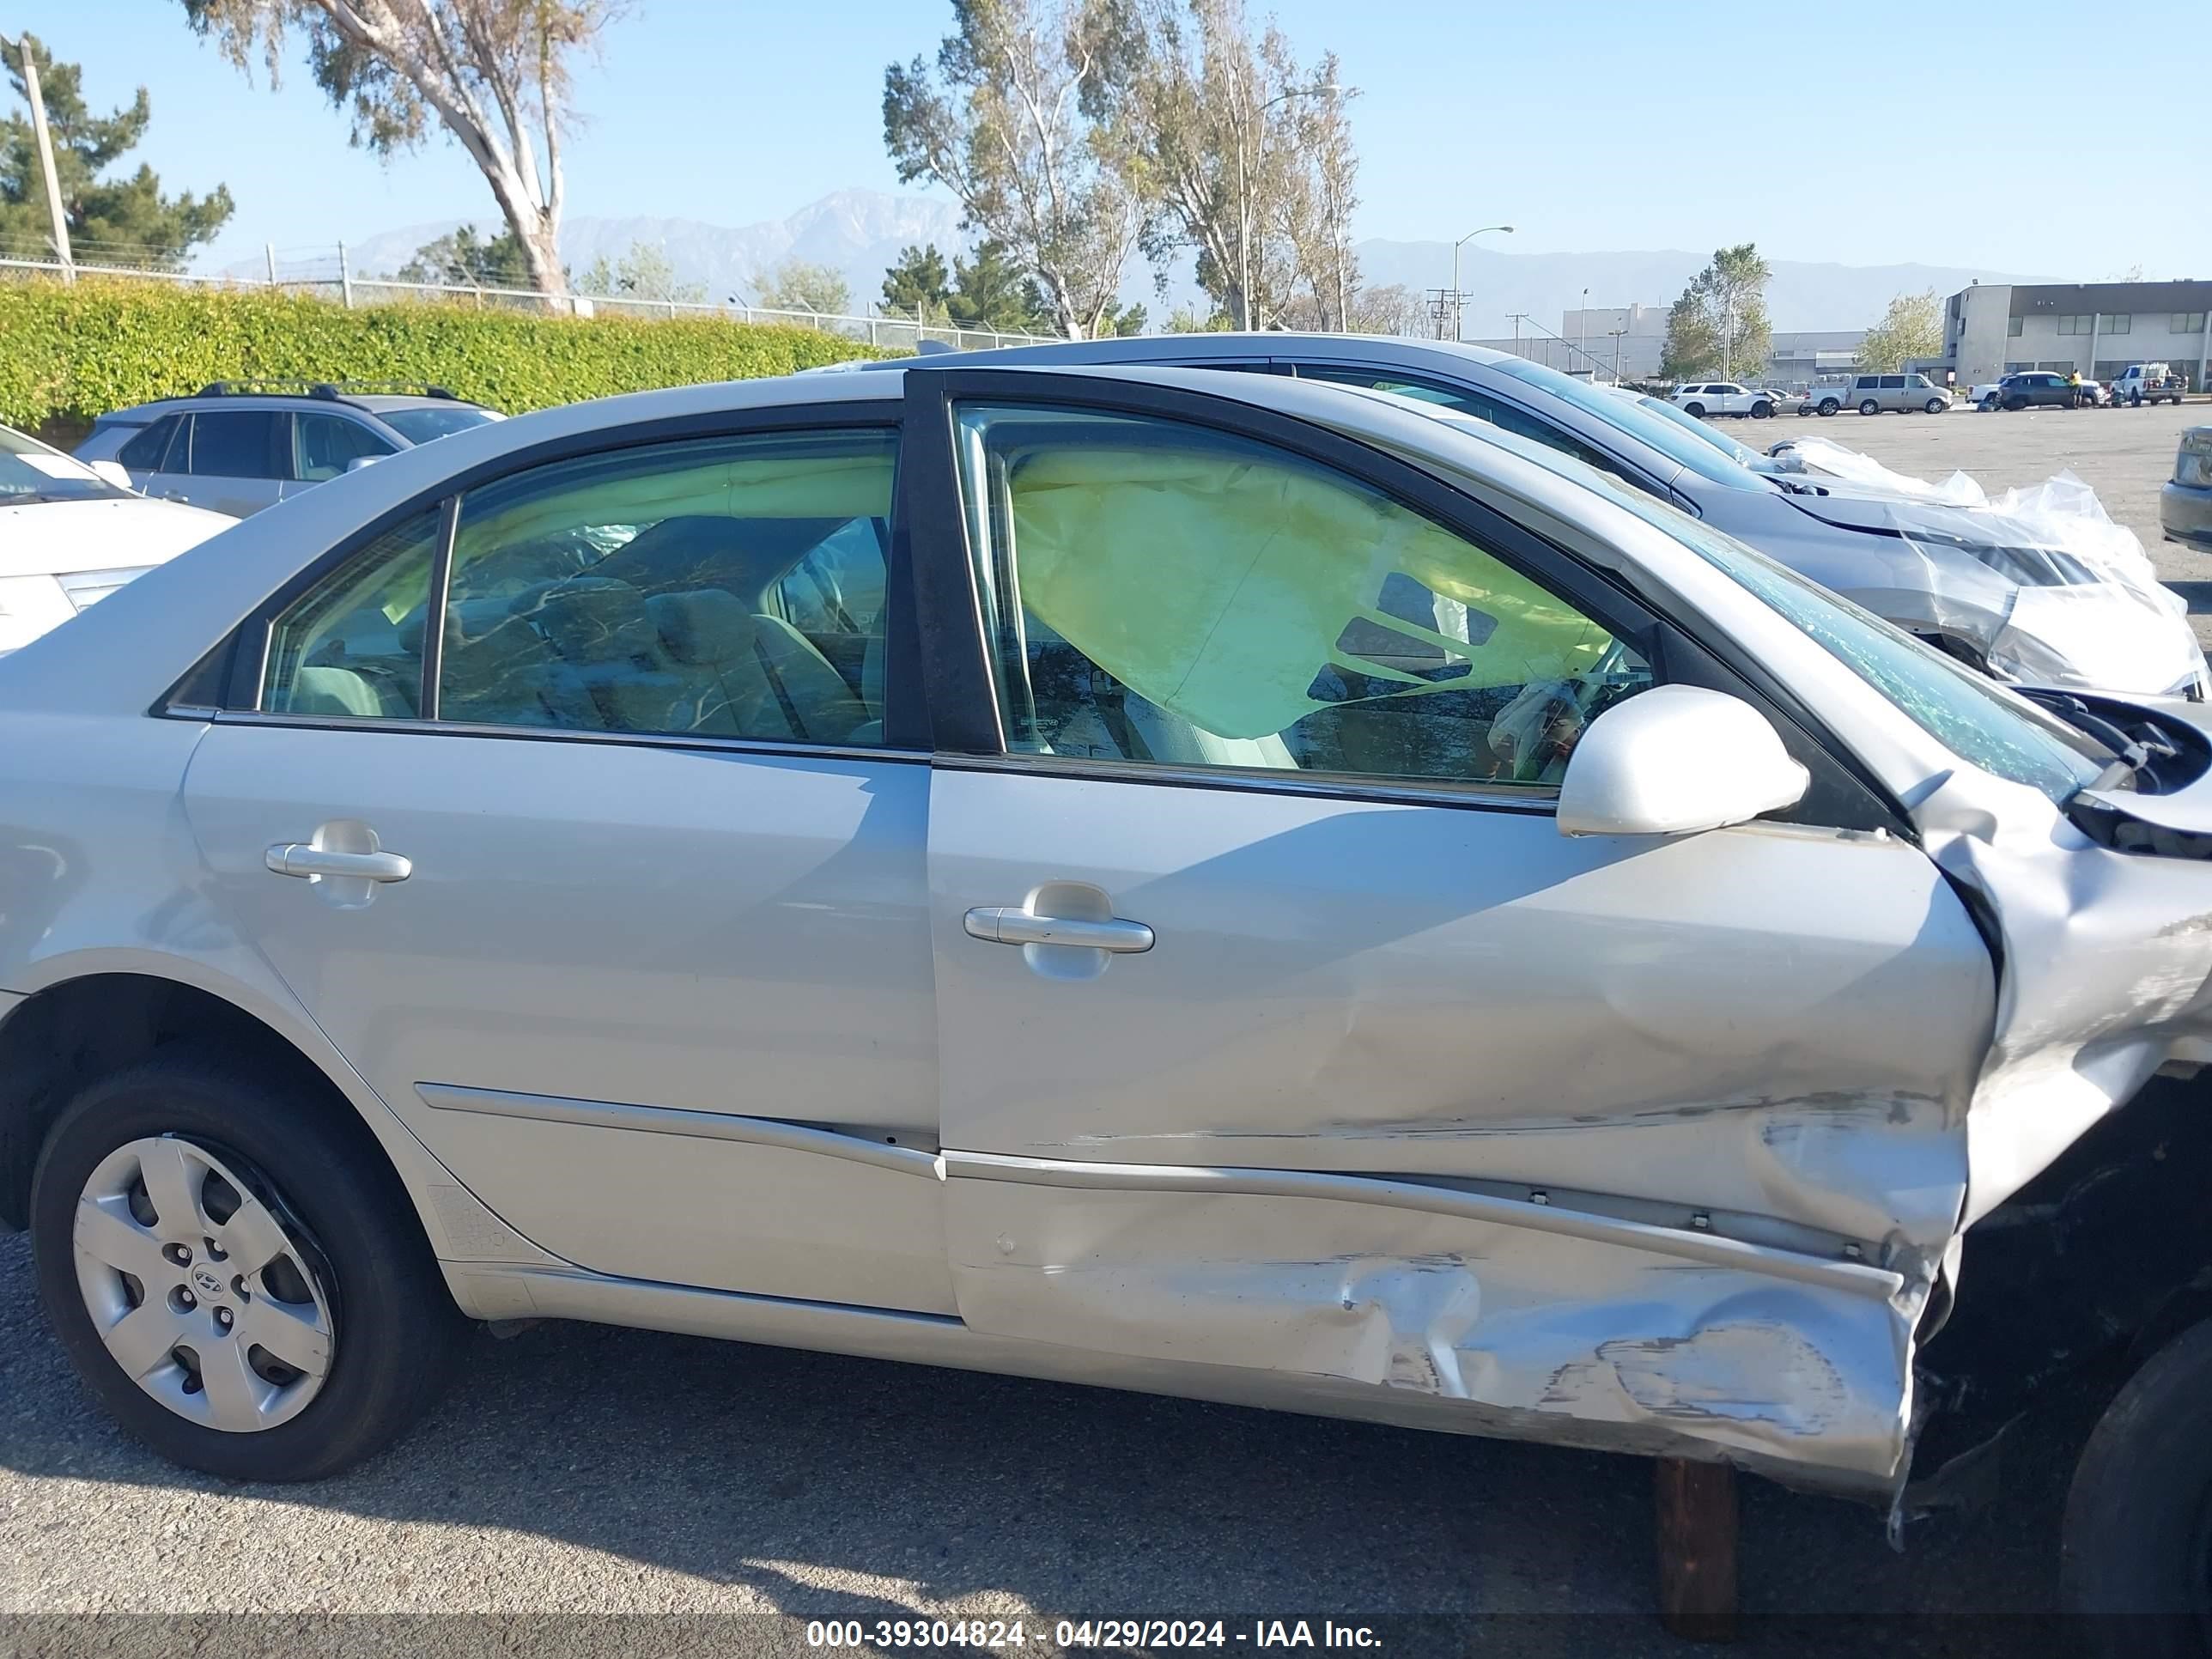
[1,32,72,282]
[1610,327,1627,384]
[1580,286,1589,369]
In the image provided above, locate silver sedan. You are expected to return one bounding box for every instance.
[3,362,2210,1522]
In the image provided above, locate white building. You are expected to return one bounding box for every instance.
[1944,280,2212,389]
[1466,303,1863,389]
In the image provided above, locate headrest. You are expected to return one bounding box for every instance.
[515,577,659,663]
[647,588,756,665]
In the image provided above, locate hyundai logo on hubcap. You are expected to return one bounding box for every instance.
[191,1266,225,1299]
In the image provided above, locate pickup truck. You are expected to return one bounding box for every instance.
[2113,362,2191,407]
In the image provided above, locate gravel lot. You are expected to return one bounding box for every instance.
[3,402,2200,1655]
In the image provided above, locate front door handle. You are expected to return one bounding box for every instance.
[964,906,1153,953]
[264,844,412,883]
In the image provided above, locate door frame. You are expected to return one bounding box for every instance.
[894,366,1905,833]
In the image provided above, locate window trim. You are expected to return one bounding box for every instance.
[191,403,914,757]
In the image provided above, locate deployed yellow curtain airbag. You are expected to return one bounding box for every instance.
[1004,444,1614,740]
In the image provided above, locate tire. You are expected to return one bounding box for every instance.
[1925,398,1948,414]
[2005,397,2027,411]
[2061,1316,2212,1656]
[1981,396,1999,411]
[1683,403,1705,418]
[1858,398,1881,416]
[1750,401,1772,419]
[2134,392,2145,408]
[1818,398,1840,416]
[29,1044,469,1482]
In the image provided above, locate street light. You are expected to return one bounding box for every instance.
[1580,286,1590,371]
[1450,225,1513,342]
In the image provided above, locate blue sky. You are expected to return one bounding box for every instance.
[33,0,2209,278]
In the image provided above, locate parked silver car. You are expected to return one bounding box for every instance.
[835,333,2206,700]
[6,364,2212,1534]
[74,381,501,519]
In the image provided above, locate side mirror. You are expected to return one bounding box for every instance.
[1557,685,1809,837]
[87,459,134,490]
[343,455,384,474]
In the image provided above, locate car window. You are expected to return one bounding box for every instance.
[1427,429,2110,806]
[1484,357,1773,494]
[260,510,443,719]
[293,414,398,482]
[952,404,1653,789]
[1880,376,1906,390]
[376,405,499,445]
[0,425,131,503]
[1292,365,1646,492]
[185,411,285,480]
[434,428,897,744]
[115,416,179,471]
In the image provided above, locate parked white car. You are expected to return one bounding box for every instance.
[1669,380,1778,419]
[0,425,231,653]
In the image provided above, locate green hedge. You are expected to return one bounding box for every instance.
[0,277,896,443]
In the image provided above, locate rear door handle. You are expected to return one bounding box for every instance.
[264,844,412,883]
[963,906,1153,953]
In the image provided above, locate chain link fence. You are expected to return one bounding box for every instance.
[0,239,1057,354]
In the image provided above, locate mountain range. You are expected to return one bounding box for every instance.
[317,187,2042,335]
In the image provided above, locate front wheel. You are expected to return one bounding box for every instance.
[2062,1316,2212,1656]
[29,1045,470,1482]
[1682,403,1705,418]
[1925,398,1948,414]
[1858,398,1881,416]
[1750,402,1772,419]
[2134,392,2146,408]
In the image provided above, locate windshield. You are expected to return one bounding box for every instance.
[378,405,500,444]
[1390,403,2110,805]
[1631,394,1762,466]
[0,427,129,504]
[1486,356,1774,494]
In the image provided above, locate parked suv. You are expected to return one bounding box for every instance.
[1668,381,1776,419]
[75,382,502,519]
[1989,372,2084,411]
[1840,373,1951,416]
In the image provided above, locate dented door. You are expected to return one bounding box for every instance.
[918,378,2000,1490]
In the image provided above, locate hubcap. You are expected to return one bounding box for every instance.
[70,1137,335,1432]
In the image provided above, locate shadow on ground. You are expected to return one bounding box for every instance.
[0,1210,2107,1656]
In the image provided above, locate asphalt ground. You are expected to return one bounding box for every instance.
[3,398,2203,1657]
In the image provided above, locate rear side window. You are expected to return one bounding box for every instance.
[261,510,443,719]
[434,428,898,744]
[1880,376,1906,390]
[185,411,286,479]
[116,416,179,471]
